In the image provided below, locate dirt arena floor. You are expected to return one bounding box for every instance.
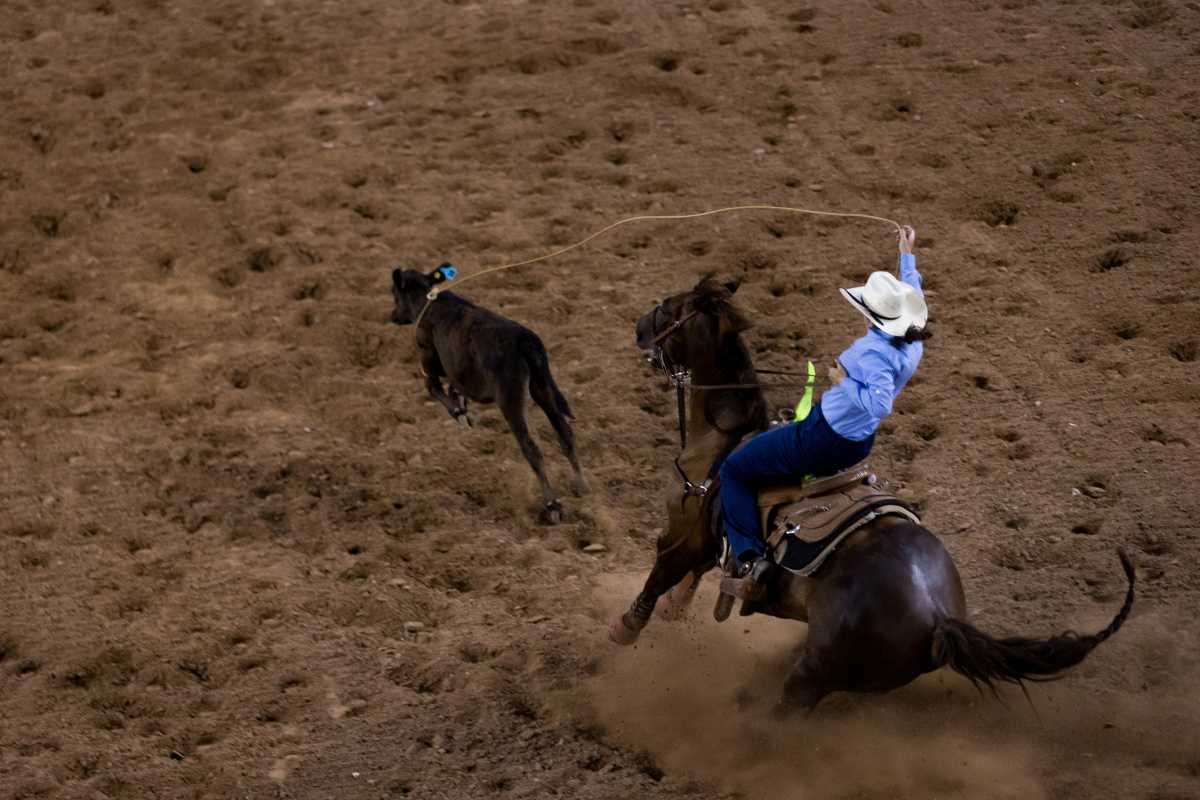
[2,1,1199,798]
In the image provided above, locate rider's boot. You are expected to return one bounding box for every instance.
[737,555,773,603]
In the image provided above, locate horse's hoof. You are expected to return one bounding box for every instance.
[571,476,591,497]
[538,501,564,525]
[608,613,641,646]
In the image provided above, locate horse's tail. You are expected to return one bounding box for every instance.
[521,335,572,419]
[932,549,1135,695]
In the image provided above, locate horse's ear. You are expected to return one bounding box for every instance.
[719,302,752,338]
[692,291,717,313]
[724,278,741,295]
[693,272,718,295]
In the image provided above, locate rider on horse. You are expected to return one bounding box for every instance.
[719,225,929,598]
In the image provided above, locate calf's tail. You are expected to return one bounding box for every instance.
[521,337,572,418]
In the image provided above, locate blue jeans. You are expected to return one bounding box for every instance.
[719,406,874,563]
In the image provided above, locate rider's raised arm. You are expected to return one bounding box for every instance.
[897,224,922,294]
[899,252,922,294]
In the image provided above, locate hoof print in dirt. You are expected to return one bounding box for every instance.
[213,266,243,288]
[1094,248,1128,271]
[1112,321,1140,341]
[978,200,1019,227]
[653,54,679,72]
[913,421,940,442]
[31,211,66,238]
[1167,340,1197,363]
[248,246,282,272]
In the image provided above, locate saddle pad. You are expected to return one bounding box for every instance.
[773,503,920,577]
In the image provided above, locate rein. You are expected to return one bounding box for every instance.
[649,309,701,348]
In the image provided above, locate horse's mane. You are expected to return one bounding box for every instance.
[694,273,752,334]
[692,274,767,433]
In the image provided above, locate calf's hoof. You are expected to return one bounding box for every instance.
[538,500,564,525]
[571,475,591,497]
[608,613,642,646]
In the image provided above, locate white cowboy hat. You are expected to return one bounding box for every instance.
[839,271,928,338]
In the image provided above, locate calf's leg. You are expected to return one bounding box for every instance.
[448,386,472,427]
[530,384,587,496]
[498,385,562,523]
[421,354,462,421]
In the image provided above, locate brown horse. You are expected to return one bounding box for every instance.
[610,276,1135,711]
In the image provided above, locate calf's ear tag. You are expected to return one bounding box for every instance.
[434,263,458,281]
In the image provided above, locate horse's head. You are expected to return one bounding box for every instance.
[390,265,454,325]
[635,275,750,373]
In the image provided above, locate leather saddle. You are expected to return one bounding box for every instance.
[714,461,919,618]
[758,462,918,577]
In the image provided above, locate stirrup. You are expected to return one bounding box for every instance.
[718,557,770,603]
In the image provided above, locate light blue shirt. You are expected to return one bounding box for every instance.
[819,253,923,441]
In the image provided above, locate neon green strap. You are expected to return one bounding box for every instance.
[794,360,816,421]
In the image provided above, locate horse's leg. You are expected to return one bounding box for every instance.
[610,524,707,644]
[497,385,561,523]
[529,383,588,496]
[777,650,833,713]
[658,563,716,620]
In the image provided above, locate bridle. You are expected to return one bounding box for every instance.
[644,303,812,444]
[643,304,710,448]
[643,300,821,500]
[643,304,694,375]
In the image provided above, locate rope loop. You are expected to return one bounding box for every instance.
[412,204,902,331]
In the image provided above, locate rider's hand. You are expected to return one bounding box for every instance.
[898,224,916,255]
[828,362,848,385]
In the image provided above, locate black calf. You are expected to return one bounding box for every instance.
[390,265,587,522]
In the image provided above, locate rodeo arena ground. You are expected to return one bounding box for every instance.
[1,2,1199,799]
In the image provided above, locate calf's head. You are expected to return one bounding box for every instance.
[390,264,455,325]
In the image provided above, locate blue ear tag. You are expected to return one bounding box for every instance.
[438,264,458,281]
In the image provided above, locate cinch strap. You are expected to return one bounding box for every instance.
[794,360,816,421]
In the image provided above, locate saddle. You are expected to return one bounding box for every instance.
[714,462,918,619]
[758,462,918,577]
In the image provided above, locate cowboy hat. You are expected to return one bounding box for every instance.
[839,271,928,338]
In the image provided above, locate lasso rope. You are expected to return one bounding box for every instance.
[413,204,903,331]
